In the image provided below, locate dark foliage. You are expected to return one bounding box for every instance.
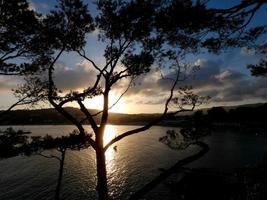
[0,127,30,158]
[0,0,50,75]
[190,104,267,129]
[42,0,94,51]
[0,127,92,159]
[248,34,267,77]
[3,0,267,199]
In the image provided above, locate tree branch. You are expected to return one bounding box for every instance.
[77,49,107,74]
[47,48,97,149]
[57,73,102,107]
[128,141,209,200]
[77,98,99,133]
[83,77,134,119]
[38,152,61,162]
[104,66,188,151]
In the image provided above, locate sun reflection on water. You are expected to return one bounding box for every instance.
[104,125,116,146]
[104,125,116,173]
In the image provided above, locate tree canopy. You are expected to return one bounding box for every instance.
[4,0,267,199]
[0,0,48,75]
[248,43,267,77]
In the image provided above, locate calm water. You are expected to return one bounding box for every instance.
[0,125,267,200]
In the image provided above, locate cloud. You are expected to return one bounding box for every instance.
[54,60,100,92]
[114,57,267,106]
[240,47,256,56]
[114,69,166,97]
[0,77,23,93]
[29,1,49,12]
[186,59,267,104]
[1,55,266,109]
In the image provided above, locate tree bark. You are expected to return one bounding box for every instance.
[55,149,65,200]
[96,148,109,200]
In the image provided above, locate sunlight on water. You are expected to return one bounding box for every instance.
[1,125,267,199]
[104,125,117,146]
[104,125,116,159]
[104,125,117,176]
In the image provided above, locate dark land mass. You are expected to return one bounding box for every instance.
[0,107,162,125]
[158,155,267,200]
[0,103,267,129]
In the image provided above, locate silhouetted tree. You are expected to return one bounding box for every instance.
[13,0,267,199]
[0,127,91,200]
[0,127,30,158]
[0,0,51,118]
[30,131,92,200]
[0,0,48,75]
[248,43,267,77]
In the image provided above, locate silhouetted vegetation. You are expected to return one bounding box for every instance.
[248,43,267,77]
[204,104,267,128]
[1,0,267,199]
[161,155,267,200]
[0,127,92,199]
[0,127,30,158]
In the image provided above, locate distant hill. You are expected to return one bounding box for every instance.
[0,102,266,126]
[0,107,161,125]
[179,102,266,116]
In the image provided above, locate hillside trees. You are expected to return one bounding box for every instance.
[13,0,267,199]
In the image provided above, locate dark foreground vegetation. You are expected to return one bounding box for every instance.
[1,0,267,199]
[159,156,267,200]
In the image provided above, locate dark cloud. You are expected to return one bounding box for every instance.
[1,56,266,107]
[217,78,267,102]
[54,60,99,91]
[116,57,267,105]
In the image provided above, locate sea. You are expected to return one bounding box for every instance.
[0,125,267,200]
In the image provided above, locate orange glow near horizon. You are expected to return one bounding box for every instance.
[84,93,127,113]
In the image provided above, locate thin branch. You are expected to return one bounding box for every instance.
[77,98,99,133]
[96,77,133,115]
[79,77,134,121]
[212,0,260,14]
[129,141,209,200]
[57,73,102,107]
[47,48,97,150]
[0,87,43,121]
[104,66,188,151]
[77,49,107,74]
[38,152,61,162]
[0,96,28,120]
[103,39,131,75]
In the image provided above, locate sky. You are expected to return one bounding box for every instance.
[1,0,267,114]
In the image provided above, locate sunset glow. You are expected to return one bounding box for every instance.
[84,93,127,113]
[2,0,267,199]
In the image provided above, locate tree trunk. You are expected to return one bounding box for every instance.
[96,148,109,200]
[55,149,65,200]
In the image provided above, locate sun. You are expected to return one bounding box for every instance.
[83,92,127,113]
